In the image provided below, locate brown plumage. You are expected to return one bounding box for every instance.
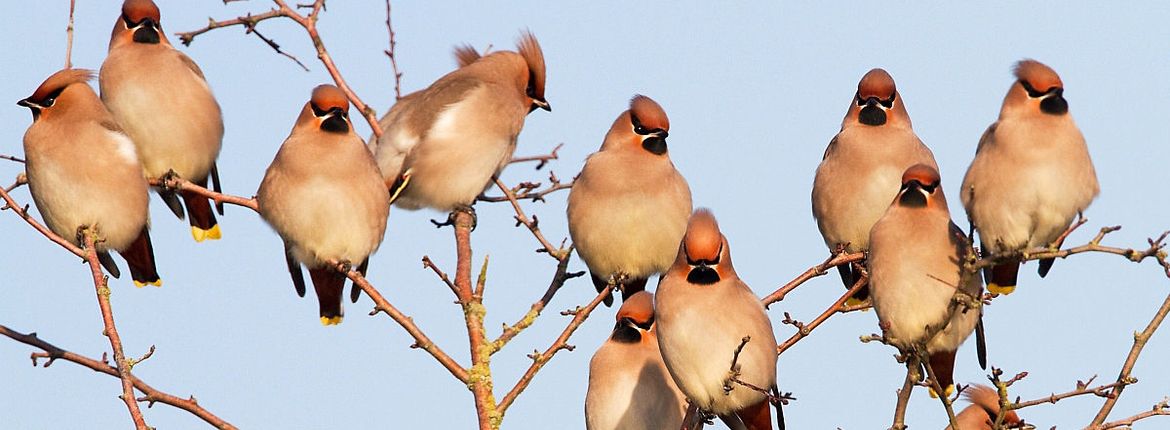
[369,31,550,211]
[812,68,938,302]
[258,85,390,325]
[19,69,160,287]
[947,384,1024,430]
[657,209,783,430]
[869,165,984,398]
[585,292,686,430]
[453,44,481,67]
[567,95,691,306]
[101,0,225,243]
[961,59,1098,294]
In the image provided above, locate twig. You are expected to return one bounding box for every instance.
[1088,287,1170,425]
[81,231,149,430]
[496,285,613,416]
[149,175,259,212]
[490,178,567,259]
[177,1,384,137]
[4,173,27,193]
[477,171,573,204]
[1094,398,1170,429]
[0,325,238,429]
[891,361,917,430]
[920,351,960,428]
[421,255,459,297]
[332,260,469,384]
[65,0,76,69]
[490,249,585,354]
[176,9,285,46]
[508,143,563,170]
[1,154,26,164]
[762,251,866,307]
[0,186,85,257]
[777,273,867,354]
[383,0,402,100]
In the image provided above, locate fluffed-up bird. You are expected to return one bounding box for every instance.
[100,0,226,243]
[947,384,1025,430]
[812,68,938,305]
[257,85,390,325]
[869,164,983,398]
[656,209,783,430]
[585,291,686,430]
[567,95,692,306]
[960,59,1098,295]
[19,69,161,287]
[368,31,550,212]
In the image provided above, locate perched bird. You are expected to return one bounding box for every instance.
[585,291,686,430]
[869,164,983,397]
[947,384,1024,430]
[368,31,550,212]
[567,95,692,306]
[100,0,226,242]
[257,85,390,325]
[18,69,161,287]
[961,59,1098,294]
[656,209,783,430]
[812,68,938,304]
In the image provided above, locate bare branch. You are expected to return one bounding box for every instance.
[489,178,569,259]
[149,175,259,213]
[65,0,76,69]
[0,185,85,257]
[1,154,26,164]
[0,325,238,429]
[383,0,403,100]
[478,170,573,204]
[777,272,867,355]
[80,231,149,430]
[496,285,613,415]
[508,143,563,170]
[490,249,584,354]
[1094,398,1170,429]
[331,260,470,384]
[1088,287,1170,425]
[762,250,866,307]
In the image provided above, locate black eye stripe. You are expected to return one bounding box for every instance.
[1019,80,1061,98]
[855,92,896,108]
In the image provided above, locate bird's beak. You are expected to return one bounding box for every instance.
[532,98,551,112]
[16,99,31,108]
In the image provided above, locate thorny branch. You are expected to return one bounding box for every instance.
[0,325,238,430]
[478,170,573,204]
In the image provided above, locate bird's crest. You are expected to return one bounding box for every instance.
[1014,59,1063,92]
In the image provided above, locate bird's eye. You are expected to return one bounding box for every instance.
[630,113,650,135]
[42,97,55,107]
[879,93,896,108]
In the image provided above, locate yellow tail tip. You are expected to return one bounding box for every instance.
[988,282,1016,295]
[133,280,163,288]
[191,225,222,243]
[929,384,956,399]
[320,316,344,326]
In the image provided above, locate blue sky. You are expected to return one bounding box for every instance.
[2,2,1169,429]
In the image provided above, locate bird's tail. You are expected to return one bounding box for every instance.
[183,177,220,243]
[309,267,345,326]
[986,262,1019,295]
[928,350,957,399]
[121,227,161,287]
